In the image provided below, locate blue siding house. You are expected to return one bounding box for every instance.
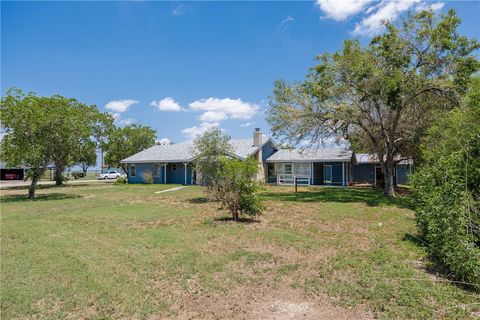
[121,128,412,186]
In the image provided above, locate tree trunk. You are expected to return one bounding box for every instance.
[82,165,88,173]
[28,173,40,199]
[54,164,65,186]
[383,157,396,197]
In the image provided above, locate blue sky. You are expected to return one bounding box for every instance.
[2,1,479,145]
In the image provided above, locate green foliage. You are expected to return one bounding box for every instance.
[215,157,264,221]
[114,176,128,185]
[104,124,156,174]
[411,78,480,287]
[267,9,479,197]
[193,128,233,199]
[75,139,97,173]
[71,171,86,179]
[142,171,154,184]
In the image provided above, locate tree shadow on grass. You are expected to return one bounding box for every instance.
[261,187,413,209]
[0,193,82,203]
[213,216,260,224]
[187,197,210,204]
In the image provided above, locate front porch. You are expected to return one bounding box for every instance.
[267,161,351,186]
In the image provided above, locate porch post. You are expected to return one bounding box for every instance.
[183,162,188,185]
[342,162,345,186]
[164,163,167,184]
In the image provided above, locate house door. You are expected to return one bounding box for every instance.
[324,165,332,184]
[313,163,323,185]
[375,167,384,187]
[267,163,275,183]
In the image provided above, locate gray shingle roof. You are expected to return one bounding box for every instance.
[355,153,413,165]
[265,148,352,162]
[120,139,268,163]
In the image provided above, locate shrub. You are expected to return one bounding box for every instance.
[71,171,86,179]
[142,171,154,184]
[411,89,480,287]
[114,176,127,185]
[214,157,264,221]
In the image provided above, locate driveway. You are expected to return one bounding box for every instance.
[0,179,114,189]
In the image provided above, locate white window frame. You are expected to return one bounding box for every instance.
[154,163,161,177]
[130,164,136,177]
[284,163,292,175]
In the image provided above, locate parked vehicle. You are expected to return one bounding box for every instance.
[97,170,124,180]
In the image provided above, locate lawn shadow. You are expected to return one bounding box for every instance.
[0,193,82,203]
[188,197,210,204]
[213,216,260,224]
[261,186,412,209]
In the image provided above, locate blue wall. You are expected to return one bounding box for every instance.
[396,164,411,185]
[352,163,375,184]
[262,140,278,162]
[322,162,346,185]
[127,162,192,184]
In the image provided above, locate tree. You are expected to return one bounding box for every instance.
[1,90,56,198]
[45,96,102,186]
[411,77,480,286]
[193,128,233,200]
[90,112,114,173]
[75,139,97,173]
[267,9,479,196]
[104,124,156,173]
[216,157,264,221]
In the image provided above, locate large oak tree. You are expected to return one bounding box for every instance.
[267,9,479,196]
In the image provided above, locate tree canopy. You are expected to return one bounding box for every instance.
[267,9,479,196]
[104,124,156,173]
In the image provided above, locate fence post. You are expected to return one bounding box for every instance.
[294,176,297,193]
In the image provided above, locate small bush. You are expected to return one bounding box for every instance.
[71,171,86,179]
[114,176,127,185]
[214,157,264,221]
[142,171,154,184]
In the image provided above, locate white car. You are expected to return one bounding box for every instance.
[97,170,124,180]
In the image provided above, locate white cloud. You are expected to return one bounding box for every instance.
[189,97,259,121]
[182,122,220,140]
[278,15,295,32]
[157,138,172,145]
[316,0,373,21]
[241,122,251,127]
[117,118,135,126]
[352,0,420,36]
[199,111,226,122]
[150,97,183,112]
[171,4,184,16]
[316,0,445,37]
[105,99,139,113]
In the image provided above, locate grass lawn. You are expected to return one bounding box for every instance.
[1,183,479,319]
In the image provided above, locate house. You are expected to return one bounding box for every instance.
[120,128,277,185]
[0,162,26,181]
[352,154,413,186]
[121,128,412,186]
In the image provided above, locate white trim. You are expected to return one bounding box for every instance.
[163,163,167,184]
[183,162,188,185]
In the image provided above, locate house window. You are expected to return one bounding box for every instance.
[284,163,292,174]
[154,164,161,177]
[130,164,136,177]
[172,164,177,171]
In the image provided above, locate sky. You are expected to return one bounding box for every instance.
[2,0,479,146]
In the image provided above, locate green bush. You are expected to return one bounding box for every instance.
[214,157,264,221]
[411,87,480,287]
[71,171,86,179]
[114,176,127,185]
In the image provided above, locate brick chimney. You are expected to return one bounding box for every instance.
[253,128,262,147]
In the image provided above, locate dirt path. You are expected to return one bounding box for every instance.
[155,186,187,194]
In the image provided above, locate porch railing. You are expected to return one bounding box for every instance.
[276,174,311,186]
